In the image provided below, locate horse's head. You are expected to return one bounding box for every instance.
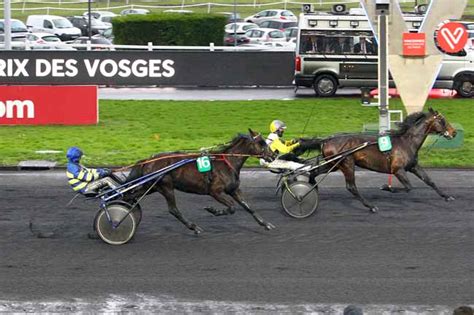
[247,129,275,162]
[426,108,457,139]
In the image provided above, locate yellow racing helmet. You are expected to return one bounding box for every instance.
[270,120,287,133]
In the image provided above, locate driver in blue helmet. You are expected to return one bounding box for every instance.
[66,147,118,195]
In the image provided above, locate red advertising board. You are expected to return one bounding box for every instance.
[0,85,97,125]
[403,32,426,56]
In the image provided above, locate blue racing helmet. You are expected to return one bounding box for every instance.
[66,147,83,163]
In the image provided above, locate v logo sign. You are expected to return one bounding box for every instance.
[440,27,465,50]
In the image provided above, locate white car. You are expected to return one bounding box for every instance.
[120,8,150,15]
[224,22,258,34]
[244,10,297,24]
[83,11,117,25]
[26,15,81,41]
[24,32,74,49]
[243,28,286,44]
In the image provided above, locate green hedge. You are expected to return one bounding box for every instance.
[112,13,227,46]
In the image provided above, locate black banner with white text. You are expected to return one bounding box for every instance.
[0,51,294,86]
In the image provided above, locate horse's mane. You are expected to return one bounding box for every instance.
[209,133,251,153]
[317,111,429,140]
[391,111,428,135]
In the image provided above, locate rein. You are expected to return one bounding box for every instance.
[113,153,263,172]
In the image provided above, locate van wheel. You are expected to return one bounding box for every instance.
[313,75,337,97]
[455,76,473,98]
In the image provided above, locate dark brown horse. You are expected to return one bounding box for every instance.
[126,129,276,234]
[298,108,457,212]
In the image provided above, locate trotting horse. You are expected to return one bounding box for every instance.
[297,108,457,212]
[126,129,276,234]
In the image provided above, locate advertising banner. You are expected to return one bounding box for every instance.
[402,33,426,56]
[0,85,98,125]
[0,51,294,86]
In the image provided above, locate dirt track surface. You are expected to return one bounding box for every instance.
[0,170,472,313]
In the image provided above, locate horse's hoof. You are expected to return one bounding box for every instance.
[380,184,391,192]
[370,206,378,213]
[445,196,455,201]
[264,222,276,230]
[37,232,55,239]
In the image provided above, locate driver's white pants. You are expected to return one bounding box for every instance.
[263,159,311,172]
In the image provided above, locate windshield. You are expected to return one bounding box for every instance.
[43,35,60,42]
[0,20,27,32]
[299,30,378,55]
[53,19,73,29]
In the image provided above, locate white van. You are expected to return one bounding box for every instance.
[26,15,81,41]
[295,9,474,98]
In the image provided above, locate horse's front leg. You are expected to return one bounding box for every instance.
[205,191,236,216]
[157,183,204,234]
[409,164,455,201]
[230,188,275,230]
[381,169,413,193]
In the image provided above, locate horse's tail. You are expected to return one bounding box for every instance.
[295,137,324,155]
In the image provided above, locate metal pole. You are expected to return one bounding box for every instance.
[4,0,12,50]
[233,0,237,48]
[378,12,389,133]
[88,0,92,40]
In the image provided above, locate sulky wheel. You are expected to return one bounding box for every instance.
[107,200,142,226]
[281,181,319,219]
[95,202,138,245]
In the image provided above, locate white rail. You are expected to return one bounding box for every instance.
[6,0,363,13]
[0,41,291,51]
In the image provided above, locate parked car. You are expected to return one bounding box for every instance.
[242,28,286,44]
[83,11,117,24]
[67,36,113,50]
[120,8,150,15]
[224,22,257,45]
[240,41,295,51]
[0,33,27,49]
[25,33,76,50]
[284,26,298,41]
[224,33,250,46]
[217,12,242,23]
[225,22,258,34]
[93,27,113,43]
[163,9,193,14]
[67,16,110,36]
[257,20,297,31]
[244,10,297,24]
[26,15,81,41]
[0,19,28,36]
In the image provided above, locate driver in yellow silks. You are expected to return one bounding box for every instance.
[261,120,310,171]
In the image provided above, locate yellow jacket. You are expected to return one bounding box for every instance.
[266,132,300,154]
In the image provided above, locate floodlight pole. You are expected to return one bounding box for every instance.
[233,0,237,47]
[376,1,390,133]
[4,0,12,50]
[88,0,92,40]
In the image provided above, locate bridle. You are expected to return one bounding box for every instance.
[426,113,451,138]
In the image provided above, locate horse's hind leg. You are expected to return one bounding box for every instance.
[157,183,204,234]
[205,192,236,216]
[340,159,378,213]
[230,188,275,230]
[409,164,455,201]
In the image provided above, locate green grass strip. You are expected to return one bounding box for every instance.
[0,97,472,167]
